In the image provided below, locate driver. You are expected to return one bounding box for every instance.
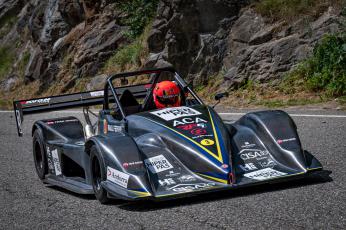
[153,81,181,109]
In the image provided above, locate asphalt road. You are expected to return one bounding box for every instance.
[0,109,345,229]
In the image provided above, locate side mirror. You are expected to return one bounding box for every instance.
[213,92,229,108]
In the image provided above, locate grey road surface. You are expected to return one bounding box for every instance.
[0,110,345,229]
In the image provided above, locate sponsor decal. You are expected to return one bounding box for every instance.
[159,178,176,186]
[177,175,196,182]
[151,106,201,121]
[21,98,51,105]
[241,142,256,148]
[173,117,207,127]
[190,128,207,136]
[108,125,122,132]
[243,168,287,181]
[122,161,143,169]
[169,182,216,192]
[90,90,104,97]
[259,159,276,168]
[46,119,79,125]
[46,147,54,171]
[144,155,173,173]
[200,139,215,146]
[239,149,269,160]
[176,123,197,130]
[191,134,213,140]
[107,167,130,188]
[196,123,207,128]
[239,163,258,171]
[277,138,296,144]
[51,149,62,176]
[165,170,180,177]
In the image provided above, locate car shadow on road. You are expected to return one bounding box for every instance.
[116,170,333,212]
[47,186,96,200]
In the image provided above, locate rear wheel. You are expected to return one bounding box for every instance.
[33,129,48,180]
[90,146,110,204]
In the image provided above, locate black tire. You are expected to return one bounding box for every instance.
[90,146,110,204]
[32,129,48,180]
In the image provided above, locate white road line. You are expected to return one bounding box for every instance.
[1,110,346,118]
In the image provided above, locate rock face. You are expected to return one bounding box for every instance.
[0,0,130,93]
[147,1,345,89]
[146,0,248,84]
[0,0,345,97]
[146,0,201,78]
[221,7,345,88]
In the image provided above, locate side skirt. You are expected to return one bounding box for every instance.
[44,175,94,195]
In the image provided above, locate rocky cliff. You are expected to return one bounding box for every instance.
[0,0,345,106]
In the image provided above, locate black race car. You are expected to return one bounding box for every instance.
[13,67,322,203]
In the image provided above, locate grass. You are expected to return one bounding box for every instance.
[0,80,41,109]
[215,83,329,109]
[102,22,152,74]
[0,46,15,79]
[254,0,345,21]
[104,41,142,72]
[336,95,346,106]
[257,97,325,108]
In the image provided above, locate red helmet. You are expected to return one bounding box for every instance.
[153,81,181,109]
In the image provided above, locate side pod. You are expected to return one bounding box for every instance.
[85,134,153,200]
[231,110,322,182]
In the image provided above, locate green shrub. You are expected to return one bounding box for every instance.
[306,34,346,96]
[117,0,159,38]
[282,33,346,96]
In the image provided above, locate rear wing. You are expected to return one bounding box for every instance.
[13,84,148,136]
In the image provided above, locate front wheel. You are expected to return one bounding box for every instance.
[33,129,48,180]
[90,146,110,204]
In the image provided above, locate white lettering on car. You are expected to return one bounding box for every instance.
[90,91,104,97]
[23,98,51,105]
[239,163,258,171]
[173,117,207,127]
[51,149,62,176]
[243,168,287,181]
[151,106,201,120]
[144,155,173,173]
[159,178,176,186]
[107,167,130,188]
[169,182,216,192]
[239,149,270,160]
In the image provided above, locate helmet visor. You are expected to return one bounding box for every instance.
[156,94,180,105]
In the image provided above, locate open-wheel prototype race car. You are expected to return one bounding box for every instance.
[13,67,323,203]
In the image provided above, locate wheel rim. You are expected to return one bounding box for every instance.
[92,157,102,191]
[34,141,43,172]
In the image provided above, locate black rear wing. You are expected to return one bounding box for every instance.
[13,84,148,136]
